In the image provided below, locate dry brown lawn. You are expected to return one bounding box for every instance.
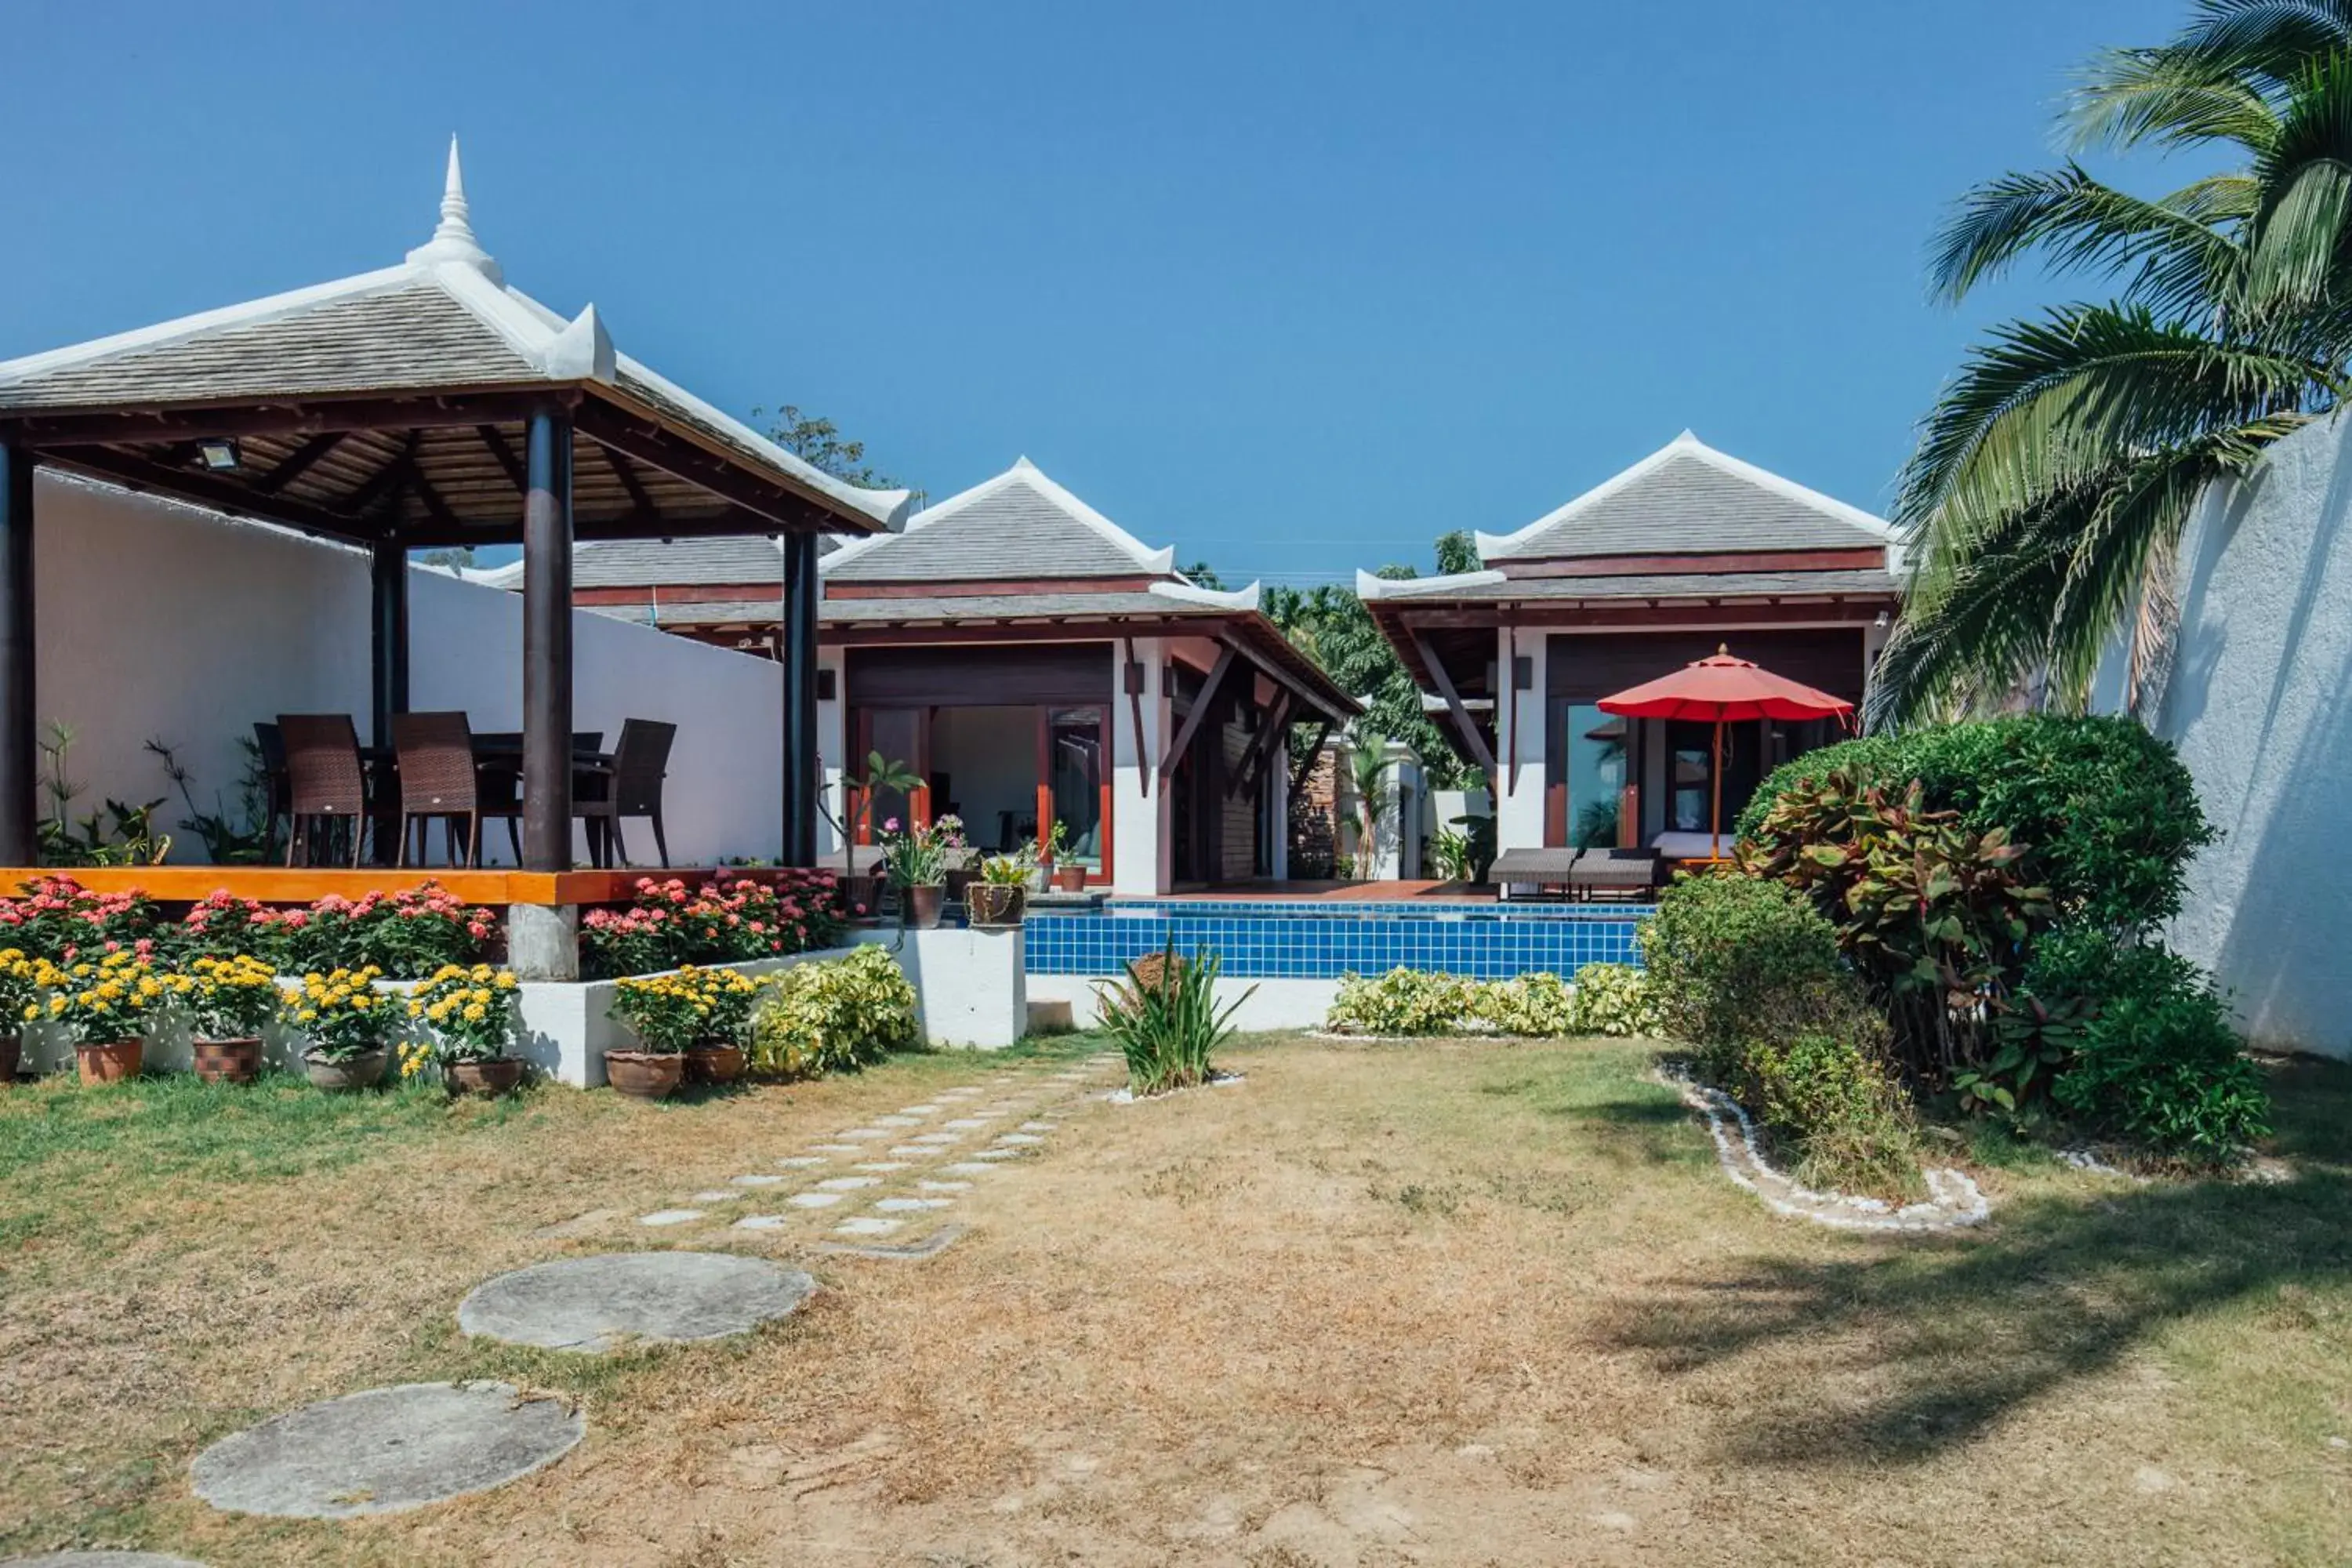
[3,1033,2349,1566]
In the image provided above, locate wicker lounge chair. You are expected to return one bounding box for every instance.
[1487,848,1584,898]
[1487,846,1664,901]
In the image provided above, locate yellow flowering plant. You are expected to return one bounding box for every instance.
[0,946,43,1034]
[399,963,520,1078]
[165,953,285,1040]
[609,964,761,1054]
[279,965,398,1063]
[34,949,172,1045]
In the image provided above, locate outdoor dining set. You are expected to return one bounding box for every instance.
[255,713,677,869]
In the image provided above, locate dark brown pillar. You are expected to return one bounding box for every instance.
[0,445,32,866]
[368,538,409,750]
[780,531,819,866]
[521,411,573,871]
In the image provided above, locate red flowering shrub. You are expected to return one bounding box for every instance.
[0,875,162,963]
[281,882,497,975]
[581,872,845,978]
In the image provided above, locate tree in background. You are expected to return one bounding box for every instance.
[756,404,908,493]
[414,545,477,571]
[1182,560,1229,590]
[1874,0,2351,728]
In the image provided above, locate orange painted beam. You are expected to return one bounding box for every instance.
[0,866,811,908]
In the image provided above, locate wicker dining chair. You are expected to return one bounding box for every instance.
[276,713,370,867]
[251,721,292,853]
[575,719,676,869]
[389,711,491,867]
[473,731,604,863]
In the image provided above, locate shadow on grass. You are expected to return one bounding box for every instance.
[1602,1055,2352,1466]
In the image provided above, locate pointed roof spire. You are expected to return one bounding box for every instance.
[406,136,502,282]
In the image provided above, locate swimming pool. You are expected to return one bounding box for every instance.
[1023,898,1653,980]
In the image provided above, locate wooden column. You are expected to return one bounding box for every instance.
[0,445,34,866]
[780,532,820,866]
[368,538,409,750]
[521,411,573,871]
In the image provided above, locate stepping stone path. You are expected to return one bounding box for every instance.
[190,1381,583,1519]
[620,1052,1127,1251]
[2,1556,212,1566]
[459,1252,815,1352]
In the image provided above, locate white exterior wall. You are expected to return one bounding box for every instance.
[1110,637,1171,895]
[1496,628,1548,851]
[2114,414,2352,1058]
[32,474,786,866]
[817,647,848,862]
[1025,972,1335,1035]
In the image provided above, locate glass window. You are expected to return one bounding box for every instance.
[1047,709,1105,868]
[1565,704,1628,848]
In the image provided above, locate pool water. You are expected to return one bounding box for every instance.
[1024,898,1653,980]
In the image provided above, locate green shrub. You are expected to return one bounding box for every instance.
[1095,942,1250,1094]
[1737,715,2211,934]
[1563,963,1663,1037]
[746,946,919,1078]
[1740,774,2054,1076]
[1742,1026,1923,1199]
[1327,967,1480,1036]
[1472,971,1578,1036]
[2025,929,2270,1164]
[1638,874,1849,1065]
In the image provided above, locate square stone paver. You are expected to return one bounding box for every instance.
[776,1156,829,1168]
[786,1192,844,1209]
[995,1134,1044,1146]
[943,1117,993,1130]
[942,1163,999,1176]
[1020,1121,1058,1132]
[639,1209,706,1226]
[874,1115,924,1127]
[898,1104,941,1115]
[810,1144,863,1155]
[888,1145,936,1157]
[834,1216,902,1237]
[690,1190,746,1202]
[910,1132,960,1145]
[731,1174,786,1187]
[853,1161,909,1173]
[733,1214,792,1231]
[817,1175,880,1191]
[919,1179,972,1192]
[875,1196,953,1212]
[836,1128,889,1142]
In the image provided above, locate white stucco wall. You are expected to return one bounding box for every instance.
[2122,413,2352,1058]
[33,473,786,867]
[1496,628,1547,851]
[1110,637,1171,895]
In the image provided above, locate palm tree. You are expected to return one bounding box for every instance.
[1871,1,2352,728]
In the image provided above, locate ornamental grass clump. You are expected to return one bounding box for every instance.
[280,966,398,1063]
[1095,942,1250,1096]
[746,946,918,1078]
[399,963,521,1080]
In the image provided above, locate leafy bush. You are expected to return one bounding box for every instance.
[1472,971,1579,1036]
[1740,1025,1923,1198]
[1327,967,1481,1035]
[1740,775,2053,1076]
[1567,963,1664,1036]
[0,875,160,963]
[1737,715,2211,934]
[748,946,918,1078]
[609,964,764,1054]
[282,884,496,976]
[2020,929,2270,1163]
[1638,874,1849,1067]
[1095,942,1250,1094]
[581,873,845,979]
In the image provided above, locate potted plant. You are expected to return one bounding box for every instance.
[171,953,281,1084]
[283,965,397,1091]
[606,968,701,1098]
[877,813,965,931]
[402,963,525,1096]
[1047,821,1087,893]
[38,949,170,1083]
[968,851,1030,928]
[0,947,37,1086]
[684,964,760,1085]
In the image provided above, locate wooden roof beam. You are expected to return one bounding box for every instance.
[47,445,378,544]
[251,430,349,495]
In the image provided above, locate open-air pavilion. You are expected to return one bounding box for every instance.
[0,143,908,972]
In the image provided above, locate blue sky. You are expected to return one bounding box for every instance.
[4,0,2168,582]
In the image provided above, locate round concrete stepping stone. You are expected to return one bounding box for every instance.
[776,1156,829,1167]
[458,1253,815,1353]
[786,1192,843,1208]
[874,1196,953,1212]
[639,1209,706,1226]
[919,1179,972,1192]
[815,1175,879,1191]
[190,1381,583,1519]
[853,1161,909,1172]
[833,1217,901,1236]
[729,1173,786,1187]
[2,1555,213,1566]
[733,1214,790,1231]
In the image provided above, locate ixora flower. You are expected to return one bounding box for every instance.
[34,949,172,1045]
[608,964,764,1054]
[169,953,285,1040]
[280,965,399,1064]
[399,962,521,1077]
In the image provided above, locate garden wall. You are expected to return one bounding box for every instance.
[2110,413,2352,1058]
[32,472,785,866]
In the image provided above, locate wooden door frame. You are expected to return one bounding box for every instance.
[1038,702,1114,887]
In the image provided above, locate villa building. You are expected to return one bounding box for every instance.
[537,458,1357,895]
[1361,432,1900,858]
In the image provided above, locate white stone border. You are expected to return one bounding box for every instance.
[1105,1070,1246,1106]
[1657,1065,1991,1233]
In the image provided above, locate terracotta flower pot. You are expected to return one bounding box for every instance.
[840,875,884,922]
[448,1057,524,1097]
[605,1049,685,1100]
[304,1047,388,1093]
[0,1031,19,1087]
[76,1037,145,1085]
[191,1035,263,1085]
[684,1042,745,1085]
[905,884,946,931]
[967,882,1025,928]
[1055,864,1089,894]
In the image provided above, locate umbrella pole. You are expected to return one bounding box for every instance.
[1710,718,1724,861]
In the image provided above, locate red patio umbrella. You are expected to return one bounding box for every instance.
[1596,645,1855,859]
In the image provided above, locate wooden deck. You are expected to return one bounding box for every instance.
[0,866,797,908]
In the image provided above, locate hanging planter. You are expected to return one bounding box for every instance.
[967,881,1026,928]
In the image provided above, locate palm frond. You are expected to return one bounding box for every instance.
[2068,45,2285,152]
[1929,165,2248,316]
[2245,49,2352,310]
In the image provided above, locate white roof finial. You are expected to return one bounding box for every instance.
[406,136,502,282]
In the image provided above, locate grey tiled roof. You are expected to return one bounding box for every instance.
[820,591,1221,623]
[826,477,1148,583]
[0,281,541,408]
[1381,568,1897,603]
[568,537,786,589]
[1497,448,1888,559]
